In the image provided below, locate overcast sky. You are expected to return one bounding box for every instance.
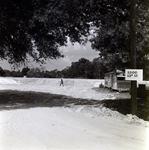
[0,41,99,71]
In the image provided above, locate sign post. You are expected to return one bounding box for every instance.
[125,69,143,115]
[130,0,137,115]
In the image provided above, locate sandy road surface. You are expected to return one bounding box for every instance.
[0,106,149,150]
[0,78,149,150]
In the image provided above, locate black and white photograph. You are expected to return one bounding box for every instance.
[0,0,149,149]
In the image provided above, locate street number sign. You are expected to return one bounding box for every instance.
[125,69,143,81]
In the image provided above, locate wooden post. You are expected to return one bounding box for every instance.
[131,81,137,114]
[130,0,137,115]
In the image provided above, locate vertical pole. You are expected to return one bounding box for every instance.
[131,81,137,114]
[130,0,137,115]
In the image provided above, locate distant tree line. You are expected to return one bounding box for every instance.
[0,57,111,79]
[1,56,149,79]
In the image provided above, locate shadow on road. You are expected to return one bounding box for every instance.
[0,90,149,121]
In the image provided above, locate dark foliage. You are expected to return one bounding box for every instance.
[22,67,30,76]
[0,67,5,76]
[0,0,149,79]
[90,0,149,79]
[0,0,96,64]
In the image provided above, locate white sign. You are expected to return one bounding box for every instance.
[125,69,143,81]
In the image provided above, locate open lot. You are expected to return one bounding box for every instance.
[0,77,149,150]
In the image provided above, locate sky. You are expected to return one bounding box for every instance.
[0,41,99,71]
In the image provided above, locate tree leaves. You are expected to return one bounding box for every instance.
[0,0,93,65]
[0,0,149,79]
[90,0,149,78]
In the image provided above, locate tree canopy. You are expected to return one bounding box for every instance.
[0,0,96,64]
[90,0,149,78]
[0,0,149,79]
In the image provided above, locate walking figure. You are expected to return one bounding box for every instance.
[60,78,64,86]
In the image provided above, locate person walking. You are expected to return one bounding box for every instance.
[60,78,64,86]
